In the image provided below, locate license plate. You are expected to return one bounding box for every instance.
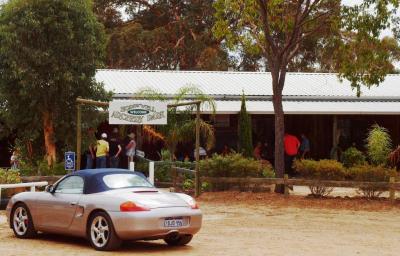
[164,217,186,228]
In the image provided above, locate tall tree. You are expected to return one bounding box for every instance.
[94,0,230,70]
[213,0,399,192]
[0,0,108,166]
[238,94,253,157]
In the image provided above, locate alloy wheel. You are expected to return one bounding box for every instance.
[90,216,110,248]
[13,207,28,236]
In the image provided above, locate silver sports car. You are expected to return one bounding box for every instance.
[6,168,202,251]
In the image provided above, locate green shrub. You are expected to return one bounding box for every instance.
[293,159,345,197]
[366,124,392,166]
[293,159,345,180]
[201,181,211,192]
[182,179,210,193]
[341,147,366,168]
[37,160,68,176]
[154,162,172,182]
[0,169,21,184]
[199,153,274,192]
[135,159,149,176]
[19,159,68,176]
[292,159,319,177]
[262,165,275,178]
[315,160,346,180]
[200,153,275,178]
[154,161,195,183]
[183,179,194,190]
[347,164,397,198]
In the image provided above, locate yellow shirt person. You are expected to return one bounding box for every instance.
[96,137,110,157]
[96,139,109,157]
[95,133,109,169]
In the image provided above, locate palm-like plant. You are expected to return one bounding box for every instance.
[366,124,392,166]
[136,86,216,160]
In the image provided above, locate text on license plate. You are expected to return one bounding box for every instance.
[164,218,186,227]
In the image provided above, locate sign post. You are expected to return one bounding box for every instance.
[65,151,76,172]
[76,97,203,197]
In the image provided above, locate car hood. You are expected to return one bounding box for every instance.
[103,188,189,209]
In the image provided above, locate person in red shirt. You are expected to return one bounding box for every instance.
[253,142,262,160]
[284,133,300,176]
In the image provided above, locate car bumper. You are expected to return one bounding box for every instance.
[109,207,202,240]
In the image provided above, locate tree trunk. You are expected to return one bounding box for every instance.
[272,70,286,194]
[43,111,56,167]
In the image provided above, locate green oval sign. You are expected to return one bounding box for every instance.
[127,109,150,115]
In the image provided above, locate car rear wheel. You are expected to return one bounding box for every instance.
[164,234,193,246]
[11,203,36,238]
[87,212,121,251]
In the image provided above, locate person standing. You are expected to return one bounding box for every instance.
[95,133,109,168]
[125,132,136,165]
[261,142,269,160]
[10,150,19,170]
[253,142,262,160]
[109,128,122,168]
[221,144,231,156]
[193,145,207,160]
[83,128,97,169]
[299,133,310,159]
[284,133,300,177]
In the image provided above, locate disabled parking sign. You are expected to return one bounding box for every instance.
[65,151,76,171]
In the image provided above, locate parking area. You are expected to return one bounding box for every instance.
[1,192,399,256]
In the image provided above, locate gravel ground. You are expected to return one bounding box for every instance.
[0,192,399,256]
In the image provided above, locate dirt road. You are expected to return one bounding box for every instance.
[1,192,399,256]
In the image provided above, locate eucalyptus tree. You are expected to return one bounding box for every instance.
[0,0,108,166]
[94,0,230,70]
[213,0,399,192]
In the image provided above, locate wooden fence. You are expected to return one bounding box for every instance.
[202,175,400,201]
[21,175,400,201]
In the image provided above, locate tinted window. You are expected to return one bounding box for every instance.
[103,174,152,189]
[55,176,84,194]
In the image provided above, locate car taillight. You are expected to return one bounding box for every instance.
[120,201,150,212]
[190,202,199,210]
[186,198,199,209]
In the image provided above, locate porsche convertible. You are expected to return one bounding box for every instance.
[6,169,202,251]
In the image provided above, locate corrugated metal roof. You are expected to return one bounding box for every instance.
[201,100,400,115]
[96,69,400,114]
[96,69,400,98]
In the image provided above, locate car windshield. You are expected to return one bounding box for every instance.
[103,173,153,189]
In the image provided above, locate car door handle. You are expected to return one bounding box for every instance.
[70,202,78,206]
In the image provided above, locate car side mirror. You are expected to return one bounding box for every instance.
[45,185,54,193]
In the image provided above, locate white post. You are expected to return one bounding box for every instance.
[129,161,135,171]
[30,186,35,192]
[149,161,155,185]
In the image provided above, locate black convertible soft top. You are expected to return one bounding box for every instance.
[63,168,148,194]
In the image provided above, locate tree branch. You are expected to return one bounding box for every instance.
[256,0,277,54]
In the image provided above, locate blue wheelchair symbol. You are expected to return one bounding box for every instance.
[65,152,76,171]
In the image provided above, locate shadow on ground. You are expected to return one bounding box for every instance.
[31,232,192,253]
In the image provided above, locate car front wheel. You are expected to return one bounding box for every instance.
[87,212,121,251]
[11,203,36,238]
